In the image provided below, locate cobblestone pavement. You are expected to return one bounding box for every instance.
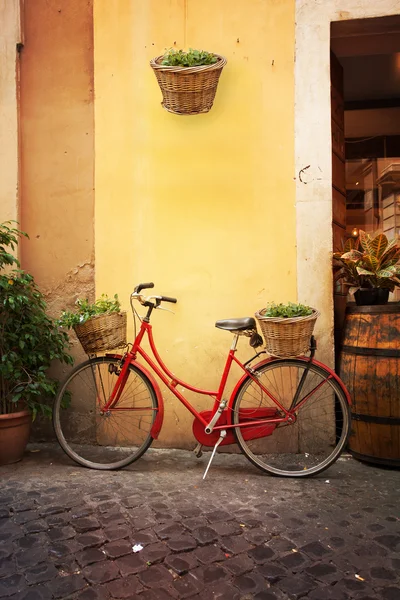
[0,444,399,600]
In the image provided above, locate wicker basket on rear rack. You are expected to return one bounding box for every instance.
[74,312,127,355]
[255,309,319,358]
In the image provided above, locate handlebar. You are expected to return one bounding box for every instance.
[134,282,154,293]
[160,295,177,304]
[131,283,178,306]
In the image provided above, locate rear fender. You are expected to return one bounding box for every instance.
[106,354,164,438]
[308,357,352,405]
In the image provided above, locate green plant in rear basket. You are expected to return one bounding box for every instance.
[262,302,314,319]
[58,294,121,329]
[161,48,218,67]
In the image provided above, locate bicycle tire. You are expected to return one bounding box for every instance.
[232,359,351,477]
[53,356,158,470]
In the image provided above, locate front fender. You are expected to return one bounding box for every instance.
[106,354,164,439]
[227,356,351,422]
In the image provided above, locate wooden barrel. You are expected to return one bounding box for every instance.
[339,303,400,466]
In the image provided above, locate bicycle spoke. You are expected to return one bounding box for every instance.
[53,358,158,469]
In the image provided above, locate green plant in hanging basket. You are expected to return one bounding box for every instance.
[161,48,218,67]
[150,47,227,116]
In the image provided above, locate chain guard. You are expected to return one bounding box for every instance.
[192,408,278,447]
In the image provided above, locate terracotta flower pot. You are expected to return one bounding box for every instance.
[0,410,31,465]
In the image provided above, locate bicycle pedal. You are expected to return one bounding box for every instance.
[202,430,226,480]
[193,443,203,458]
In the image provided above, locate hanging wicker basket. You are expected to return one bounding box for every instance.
[150,54,227,115]
[73,312,127,355]
[255,309,319,358]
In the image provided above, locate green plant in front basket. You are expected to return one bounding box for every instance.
[161,48,218,67]
[58,294,121,329]
[262,302,313,318]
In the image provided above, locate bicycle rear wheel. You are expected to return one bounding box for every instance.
[53,357,158,470]
[232,359,350,477]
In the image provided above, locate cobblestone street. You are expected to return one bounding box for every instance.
[0,444,399,600]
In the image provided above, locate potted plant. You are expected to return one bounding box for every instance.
[150,47,227,115]
[0,222,73,465]
[58,294,127,355]
[255,302,319,357]
[333,230,400,305]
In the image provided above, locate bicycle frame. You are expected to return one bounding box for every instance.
[103,318,349,442]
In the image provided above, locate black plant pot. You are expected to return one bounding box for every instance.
[354,288,390,306]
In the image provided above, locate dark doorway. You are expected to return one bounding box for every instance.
[330,15,400,369]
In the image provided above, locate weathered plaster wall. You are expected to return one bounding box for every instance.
[295,0,400,366]
[94,0,296,447]
[19,0,95,437]
[19,0,95,323]
[0,0,21,225]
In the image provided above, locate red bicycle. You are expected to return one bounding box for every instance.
[53,282,351,477]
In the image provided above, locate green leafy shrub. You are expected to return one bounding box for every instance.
[161,48,218,67]
[58,294,121,329]
[0,222,73,418]
[261,302,314,319]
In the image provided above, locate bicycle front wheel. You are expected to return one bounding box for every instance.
[232,359,350,477]
[53,357,158,470]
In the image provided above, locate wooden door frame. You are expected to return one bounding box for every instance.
[294,1,400,367]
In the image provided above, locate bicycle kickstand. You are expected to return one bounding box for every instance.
[202,430,227,480]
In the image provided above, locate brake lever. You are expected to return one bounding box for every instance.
[156,305,175,315]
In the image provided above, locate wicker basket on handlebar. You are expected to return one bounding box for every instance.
[255,309,319,358]
[73,312,127,354]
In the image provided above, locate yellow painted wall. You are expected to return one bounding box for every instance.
[94,0,296,447]
[20,0,95,301]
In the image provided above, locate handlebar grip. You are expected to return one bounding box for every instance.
[135,282,155,293]
[161,295,177,304]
